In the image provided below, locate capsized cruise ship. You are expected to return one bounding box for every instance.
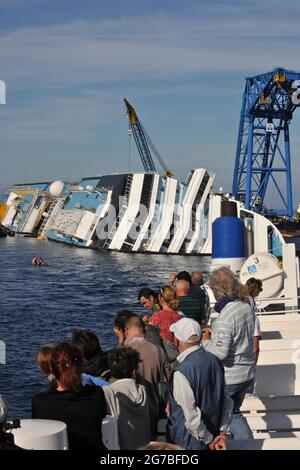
[0,168,284,256]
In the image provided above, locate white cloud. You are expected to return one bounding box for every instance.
[1,2,300,205]
[0,90,121,142]
[0,6,300,90]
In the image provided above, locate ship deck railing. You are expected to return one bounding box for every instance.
[238,310,300,448]
[156,308,300,449]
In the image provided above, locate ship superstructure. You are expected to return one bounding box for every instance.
[1,182,59,234]
[1,168,284,257]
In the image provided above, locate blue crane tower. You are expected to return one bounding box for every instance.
[232,68,300,219]
[124,98,173,176]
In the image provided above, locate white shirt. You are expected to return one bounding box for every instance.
[249,296,261,337]
[254,316,261,337]
[172,346,233,445]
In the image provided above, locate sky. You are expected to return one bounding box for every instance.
[0,0,300,211]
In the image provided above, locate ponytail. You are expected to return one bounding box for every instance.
[50,342,83,391]
[159,285,179,311]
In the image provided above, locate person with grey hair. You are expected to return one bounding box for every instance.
[202,266,255,440]
[166,318,232,450]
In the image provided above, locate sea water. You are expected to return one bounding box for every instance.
[0,235,210,417]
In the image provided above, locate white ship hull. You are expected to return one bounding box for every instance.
[1,169,285,256]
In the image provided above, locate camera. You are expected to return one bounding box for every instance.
[0,419,22,450]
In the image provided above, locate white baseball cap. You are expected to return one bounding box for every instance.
[170,318,201,343]
[0,393,7,424]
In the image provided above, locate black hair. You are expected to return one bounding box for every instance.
[113,309,135,332]
[246,278,263,297]
[138,287,156,301]
[177,271,192,283]
[70,330,102,361]
[107,347,140,379]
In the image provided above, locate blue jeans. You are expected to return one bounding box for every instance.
[225,379,254,439]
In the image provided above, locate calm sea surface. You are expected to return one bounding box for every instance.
[0,235,210,418]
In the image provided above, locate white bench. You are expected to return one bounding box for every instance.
[245,413,300,432]
[156,417,300,448]
[156,415,300,448]
[255,349,300,396]
[257,349,299,364]
[241,395,300,414]
[228,437,300,450]
[258,314,300,323]
[253,431,300,439]
[260,338,300,350]
[259,320,300,332]
[262,330,300,340]
[255,315,300,341]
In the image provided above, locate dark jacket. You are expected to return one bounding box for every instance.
[83,351,109,377]
[189,285,205,303]
[145,324,164,349]
[32,385,107,450]
[168,349,225,450]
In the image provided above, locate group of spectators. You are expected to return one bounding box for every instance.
[1,268,263,451]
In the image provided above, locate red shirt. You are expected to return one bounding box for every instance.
[148,309,181,343]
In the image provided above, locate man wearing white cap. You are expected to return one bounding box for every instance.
[167,318,232,450]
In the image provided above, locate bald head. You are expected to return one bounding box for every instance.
[125,316,146,337]
[176,279,190,296]
[191,271,203,286]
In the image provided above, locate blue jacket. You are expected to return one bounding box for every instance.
[81,373,109,388]
[167,348,225,450]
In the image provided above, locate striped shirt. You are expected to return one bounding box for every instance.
[178,295,205,324]
[202,300,256,385]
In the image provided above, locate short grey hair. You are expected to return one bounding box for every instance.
[187,335,201,345]
[175,279,190,291]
